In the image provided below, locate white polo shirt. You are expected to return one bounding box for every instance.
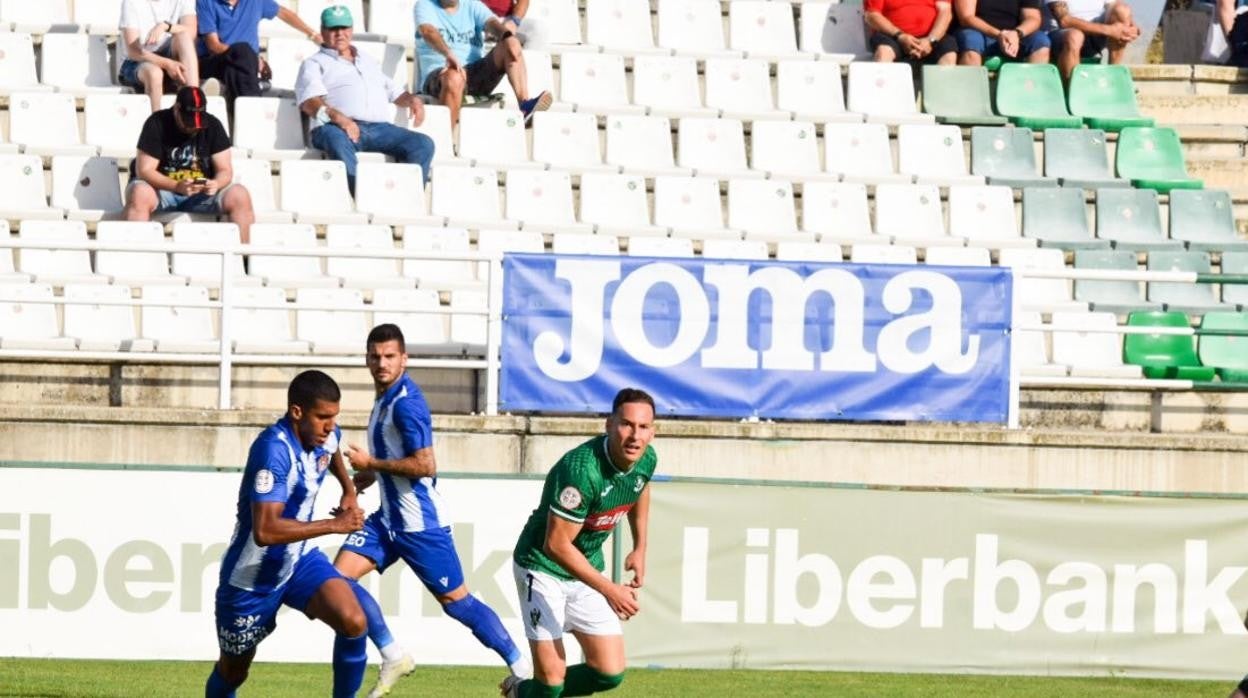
[295,45,405,124]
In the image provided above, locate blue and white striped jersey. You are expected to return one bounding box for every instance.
[219,417,342,593]
[370,374,449,532]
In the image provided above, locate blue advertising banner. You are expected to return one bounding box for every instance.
[500,254,1013,422]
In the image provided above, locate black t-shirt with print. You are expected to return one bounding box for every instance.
[974,0,1040,30]
[132,109,231,182]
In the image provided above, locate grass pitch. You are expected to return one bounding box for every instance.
[0,658,1230,697]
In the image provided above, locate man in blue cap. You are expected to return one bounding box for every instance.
[296,5,436,193]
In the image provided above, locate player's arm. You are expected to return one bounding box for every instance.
[329,448,359,512]
[276,4,320,42]
[346,396,436,478]
[347,444,436,478]
[1048,1,1110,36]
[252,500,363,546]
[543,513,640,618]
[623,485,650,588]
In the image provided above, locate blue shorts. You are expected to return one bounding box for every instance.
[118,44,173,89]
[341,512,466,596]
[955,28,1051,59]
[214,549,343,656]
[127,180,234,214]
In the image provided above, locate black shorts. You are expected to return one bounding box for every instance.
[421,51,507,98]
[869,32,959,64]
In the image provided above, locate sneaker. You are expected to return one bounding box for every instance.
[519,90,552,125]
[201,77,222,97]
[499,674,523,698]
[365,653,416,698]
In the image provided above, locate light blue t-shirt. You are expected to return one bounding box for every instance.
[414,0,495,88]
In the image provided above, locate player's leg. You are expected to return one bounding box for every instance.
[336,518,416,698]
[557,580,627,696]
[206,649,255,698]
[1230,673,1248,698]
[288,552,369,698]
[406,526,530,677]
[505,564,569,697]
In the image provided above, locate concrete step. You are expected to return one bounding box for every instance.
[1138,93,1248,126]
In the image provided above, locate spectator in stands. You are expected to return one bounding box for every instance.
[1045,0,1139,80]
[196,0,320,105]
[1204,0,1248,66]
[479,0,547,48]
[955,0,1052,65]
[119,0,200,113]
[123,86,255,243]
[865,0,959,65]
[296,6,436,194]
[416,0,552,126]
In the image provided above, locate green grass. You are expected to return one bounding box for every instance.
[0,658,1230,697]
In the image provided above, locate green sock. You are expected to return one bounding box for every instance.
[561,664,625,696]
[519,679,564,698]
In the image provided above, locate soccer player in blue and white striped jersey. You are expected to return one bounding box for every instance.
[334,324,530,697]
[207,370,370,698]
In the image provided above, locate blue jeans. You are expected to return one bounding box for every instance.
[955,28,1051,59]
[310,121,435,193]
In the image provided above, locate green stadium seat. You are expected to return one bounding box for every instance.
[1198,311,1248,382]
[983,56,1004,72]
[995,63,1083,129]
[1095,188,1183,251]
[1115,127,1203,193]
[1222,252,1248,309]
[921,66,1009,126]
[971,126,1056,188]
[1066,65,1155,132]
[1042,128,1130,189]
[1167,189,1248,253]
[1073,249,1160,314]
[1146,250,1232,314]
[1123,310,1216,380]
[1022,187,1106,249]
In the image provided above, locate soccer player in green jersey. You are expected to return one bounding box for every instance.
[501,388,658,698]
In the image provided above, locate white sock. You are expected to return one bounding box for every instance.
[508,655,533,679]
[379,642,405,663]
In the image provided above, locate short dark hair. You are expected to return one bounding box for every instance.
[612,388,655,415]
[366,323,406,352]
[288,370,341,411]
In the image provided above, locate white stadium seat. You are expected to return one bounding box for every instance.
[296,287,370,354]
[354,162,440,226]
[325,224,409,289]
[430,167,513,230]
[0,282,76,350]
[95,221,187,287]
[656,0,738,59]
[411,104,463,167]
[0,220,29,283]
[458,109,532,169]
[628,236,694,257]
[604,115,688,177]
[559,53,638,115]
[0,154,64,221]
[585,0,662,54]
[231,158,293,224]
[265,36,321,95]
[552,233,620,255]
[248,223,340,288]
[279,160,367,225]
[847,62,935,125]
[579,173,669,238]
[823,122,911,185]
[677,117,755,180]
[230,286,310,354]
[925,246,993,266]
[1016,309,1068,377]
[52,160,122,225]
[850,243,918,265]
[233,97,314,161]
[497,51,558,109]
[1051,311,1142,379]
[0,33,50,95]
[39,34,121,97]
[728,0,805,61]
[504,169,594,235]
[654,175,738,240]
[369,0,417,46]
[728,179,805,242]
[776,61,862,124]
[801,181,876,244]
[947,185,1035,249]
[63,284,154,352]
[750,121,830,181]
[775,241,844,263]
[170,222,258,288]
[17,219,107,286]
[372,288,455,353]
[526,0,585,47]
[449,289,489,354]
[897,124,985,187]
[998,247,1088,314]
[702,238,769,260]
[704,58,785,122]
[0,0,71,32]
[874,184,953,247]
[75,0,125,35]
[140,284,219,353]
[85,95,154,160]
[531,111,614,173]
[401,227,479,290]
[632,55,716,119]
[10,93,95,158]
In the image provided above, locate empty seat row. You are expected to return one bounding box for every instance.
[0,282,488,356]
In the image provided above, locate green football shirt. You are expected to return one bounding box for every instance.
[513,435,658,581]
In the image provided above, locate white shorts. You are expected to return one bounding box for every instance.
[512,561,622,642]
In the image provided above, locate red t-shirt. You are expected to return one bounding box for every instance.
[865,0,941,37]
[480,0,512,17]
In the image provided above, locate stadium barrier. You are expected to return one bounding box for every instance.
[3,463,1248,679]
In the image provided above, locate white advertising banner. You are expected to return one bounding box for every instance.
[0,467,544,665]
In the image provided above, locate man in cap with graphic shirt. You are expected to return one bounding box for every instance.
[123,85,255,242]
[502,388,658,698]
[297,5,435,194]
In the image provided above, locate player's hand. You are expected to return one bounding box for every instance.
[444,55,462,73]
[200,178,221,196]
[344,443,374,470]
[999,29,1020,57]
[624,549,646,588]
[163,59,188,85]
[339,492,358,514]
[334,114,361,143]
[352,469,377,492]
[259,57,273,81]
[331,505,365,533]
[173,179,201,196]
[146,24,168,49]
[408,99,425,128]
[604,583,640,620]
